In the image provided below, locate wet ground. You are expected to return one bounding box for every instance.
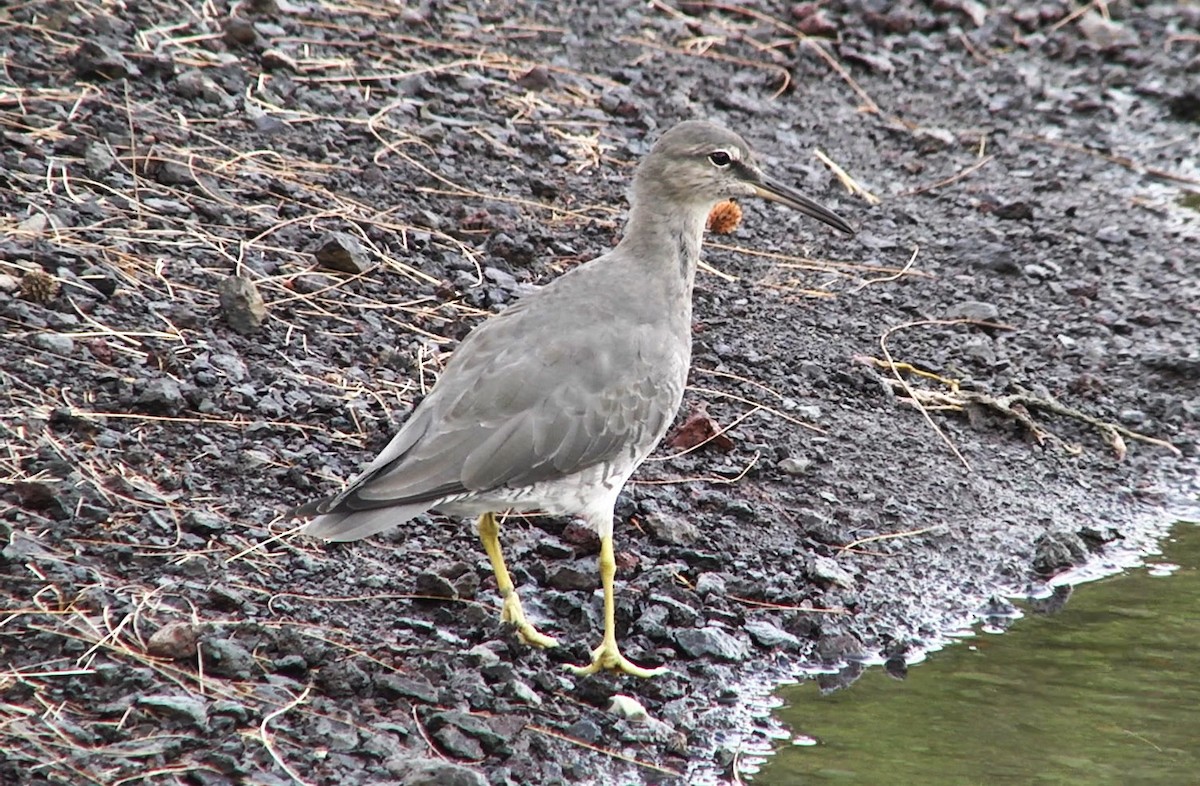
[763,518,1200,785]
[2,1,1198,784]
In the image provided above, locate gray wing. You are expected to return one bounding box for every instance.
[302,290,685,538]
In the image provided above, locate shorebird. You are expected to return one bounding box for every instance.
[297,120,853,677]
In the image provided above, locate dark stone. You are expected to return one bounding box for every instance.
[389,758,487,785]
[414,571,458,599]
[642,510,700,545]
[432,725,484,760]
[217,276,267,334]
[200,638,256,679]
[147,623,202,659]
[744,619,801,649]
[138,695,209,728]
[546,565,594,592]
[313,232,372,274]
[183,510,226,535]
[377,674,439,704]
[314,659,371,698]
[673,626,750,662]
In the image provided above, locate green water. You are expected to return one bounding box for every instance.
[760,522,1200,786]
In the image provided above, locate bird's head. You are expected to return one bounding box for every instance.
[633,120,853,235]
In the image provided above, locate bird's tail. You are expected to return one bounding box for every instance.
[299,501,434,542]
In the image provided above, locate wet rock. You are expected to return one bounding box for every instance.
[147,160,196,187]
[211,700,250,723]
[148,622,203,659]
[636,604,670,640]
[273,654,308,678]
[138,694,209,728]
[209,586,249,613]
[217,276,267,334]
[673,626,750,662]
[649,592,701,627]
[745,619,801,650]
[561,522,600,549]
[815,633,868,665]
[884,653,909,680]
[1032,531,1090,576]
[535,537,573,559]
[312,232,372,274]
[11,485,67,518]
[794,404,822,422]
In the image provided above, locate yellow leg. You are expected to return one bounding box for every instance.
[565,534,668,678]
[477,513,557,649]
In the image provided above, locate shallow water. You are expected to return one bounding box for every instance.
[758,520,1200,785]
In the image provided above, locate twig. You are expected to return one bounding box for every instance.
[839,524,948,554]
[413,706,452,761]
[852,245,920,292]
[814,148,880,205]
[728,595,848,614]
[527,724,684,777]
[1016,133,1200,187]
[258,685,314,786]
[897,155,994,197]
[878,319,991,471]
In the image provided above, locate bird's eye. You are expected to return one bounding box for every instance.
[708,150,732,167]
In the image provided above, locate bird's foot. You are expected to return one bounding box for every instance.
[565,638,667,678]
[501,592,558,649]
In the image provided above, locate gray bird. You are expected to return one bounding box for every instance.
[298,120,852,677]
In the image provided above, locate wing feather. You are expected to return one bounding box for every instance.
[299,261,688,538]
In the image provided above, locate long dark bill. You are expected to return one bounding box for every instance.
[753,175,854,235]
